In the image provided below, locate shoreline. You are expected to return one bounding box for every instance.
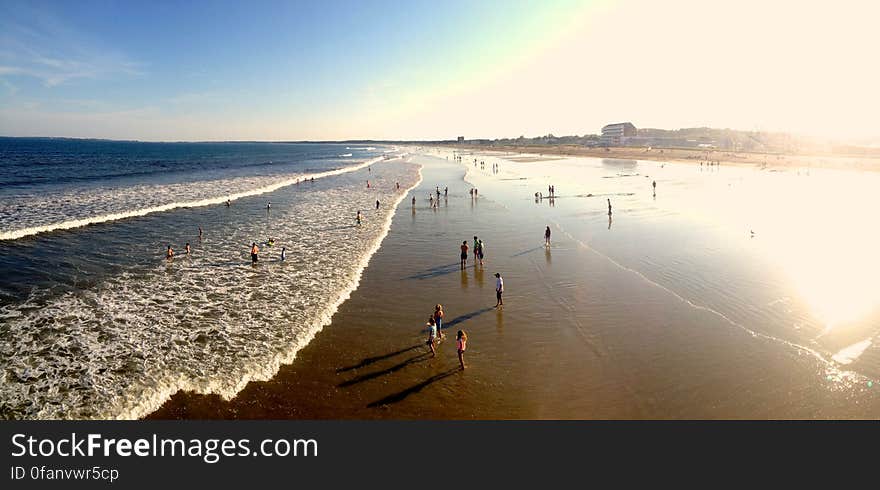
[437,143,880,173]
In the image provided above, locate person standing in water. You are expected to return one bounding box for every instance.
[652,180,656,193]
[267,201,271,210]
[166,245,174,260]
[367,180,370,188]
[412,196,416,207]
[477,239,485,266]
[494,273,504,309]
[456,330,468,370]
[251,242,259,264]
[460,240,469,269]
[357,210,362,225]
[607,198,612,216]
[280,247,286,261]
[473,236,479,264]
[198,226,203,239]
[376,199,380,210]
[225,199,231,207]
[185,242,191,255]
[444,187,448,197]
[545,226,551,246]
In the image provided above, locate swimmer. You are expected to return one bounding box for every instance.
[225,200,231,207]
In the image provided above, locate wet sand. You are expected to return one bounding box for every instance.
[149,151,880,419]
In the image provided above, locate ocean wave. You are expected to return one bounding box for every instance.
[0,155,391,242]
[0,159,422,419]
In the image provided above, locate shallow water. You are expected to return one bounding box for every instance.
[456,151,880,388]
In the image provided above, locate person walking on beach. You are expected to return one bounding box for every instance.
[607,198,612,216]
[545,226,551,246]
[251,242,260,264]
[185,242,191,255]
[425,317,438,357]
[460,240,469,269]
[456,330,468,370]
[494,273,504,309]
[166,244,174,260]
[433,304,445,338]
[376,199,380,210]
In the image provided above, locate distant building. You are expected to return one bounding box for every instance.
[600,122,636,146]
[457,136,464,143]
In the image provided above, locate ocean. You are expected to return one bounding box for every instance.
[0,137,419,419]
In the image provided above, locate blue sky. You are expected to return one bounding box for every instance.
[1,0,879,141]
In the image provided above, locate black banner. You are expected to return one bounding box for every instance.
[0,421,873,488]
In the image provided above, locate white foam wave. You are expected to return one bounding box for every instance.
[0,158,420,419]
[0,155,391,242]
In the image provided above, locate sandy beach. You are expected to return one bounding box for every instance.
[440,143,880,173]
[149,149,880,419]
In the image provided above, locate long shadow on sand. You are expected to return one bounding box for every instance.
[444,307,494,329]
[336,344,422,373]
[511,246,544,257]
[337,352,432,388]
[405,262,462,280]
[367,368,461,407]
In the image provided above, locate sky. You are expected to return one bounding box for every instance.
[1,0,879,142]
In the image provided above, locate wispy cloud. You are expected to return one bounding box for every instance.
[0,3,143,87]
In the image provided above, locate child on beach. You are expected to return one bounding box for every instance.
[456,330,467,370]
[433,304,445,338]
[425,317,437,357]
